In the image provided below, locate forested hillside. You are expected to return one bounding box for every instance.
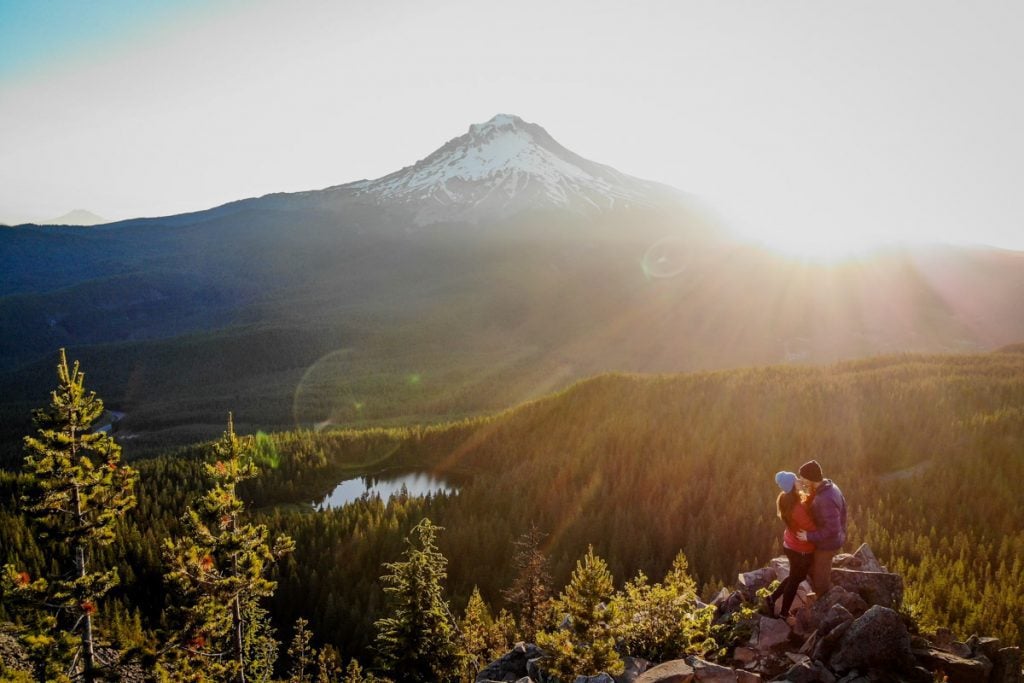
[2,348,1023,670]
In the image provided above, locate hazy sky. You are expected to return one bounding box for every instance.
[2,0,1023,253]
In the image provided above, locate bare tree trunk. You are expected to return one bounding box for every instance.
[234,595,246,683]
[73,484,96,683]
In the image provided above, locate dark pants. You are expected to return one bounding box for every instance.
[811,549,838,594]
[771,547,814,617]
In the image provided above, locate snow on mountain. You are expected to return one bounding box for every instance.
[329,114,681,225]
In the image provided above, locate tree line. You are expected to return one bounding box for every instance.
[3,348,1024,679]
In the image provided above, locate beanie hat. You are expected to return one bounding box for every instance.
[799,459,823,482]
[775,471,797,493]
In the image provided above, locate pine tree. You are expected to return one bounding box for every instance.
[535,545,624,679]
[610,550,700,662]
[501,523,552,642]
[316,645,342,683]
[457,586,511,681]
[163,414,295,682]
[2,349,137,682]
[373,518,460,682]
[288,617,317,683]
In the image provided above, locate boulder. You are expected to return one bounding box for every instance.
[635,660,695,683]
[832,544,886,573]
[795,585,867,634]
[689,657,738,682]
[738,567,776,592]
[476,642,545,683]
[818,604,854,637]
[830,568,903,609]
[779,660,837,683]
[736,671,761,683]
[575,675,615,683]
[829,605,914,672]
[732,646,757,667]
[754,616,791,651]
[991,646,1022,683]
[615,656,651,683]
[812,618,852,664]
[770,556,790,582]
[965,634,1001,660]
[912,648,992,683]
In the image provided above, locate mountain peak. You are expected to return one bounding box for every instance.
[467,113,526,136]
[336,114,679,225]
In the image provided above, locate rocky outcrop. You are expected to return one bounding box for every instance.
[478,544,1021,683]
[476,642,545,682]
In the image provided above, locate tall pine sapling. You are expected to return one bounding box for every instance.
[2,349,137,682]
[163,414,294,683]
[287,617,317,683]
[374,518,460,682]
[535,545,624,679]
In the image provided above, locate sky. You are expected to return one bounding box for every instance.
[2,0,1023,254]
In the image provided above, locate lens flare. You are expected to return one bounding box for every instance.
[641,235,690,279]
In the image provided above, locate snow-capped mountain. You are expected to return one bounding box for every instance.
[327,114,682,225]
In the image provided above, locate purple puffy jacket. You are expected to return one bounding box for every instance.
[806,480,848,551]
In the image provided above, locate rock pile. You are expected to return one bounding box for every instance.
[478,544,1023,683]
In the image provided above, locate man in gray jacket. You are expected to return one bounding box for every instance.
[795,459,848,594]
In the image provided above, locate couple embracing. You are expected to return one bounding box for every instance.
[766,459,848,619]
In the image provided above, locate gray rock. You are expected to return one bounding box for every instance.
[635,659,695,683]
[912,647,992,683]
[819,604,854,637]
[795,585,867,634]
[830,568,904,609]
[991,646,1022,683]
[812,618,852,663]
[732,646,757,667]
[689,657,738,682]
[476,642,545,683]
[755,615,791,651]
[738,567,777,592]
[830,605,914,672]
[575,675,615,683]
[735,671,761,683]
[779,660,837,683]
[516,679,534,683]
[831,543,886,573]
[615,656,651,683]
[966,634,1001,660]
[770,556,791,582]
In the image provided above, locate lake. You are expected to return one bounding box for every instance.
[315,471,456,509]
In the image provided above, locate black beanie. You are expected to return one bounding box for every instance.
[799,459,823,482]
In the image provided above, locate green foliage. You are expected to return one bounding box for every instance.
[162,414,295,681]
[374,518,460,682]
[2,349,137,682]
[610,551,701,662]
[457,586,513,682]
[288,617,317,683]
[536,545,624,680]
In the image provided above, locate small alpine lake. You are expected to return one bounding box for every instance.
[314,470,456,510]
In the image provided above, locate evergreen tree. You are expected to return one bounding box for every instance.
[457,586,511,681]
[610,550,701,662]
[373,518,460,682]
[316,645,341,683]
[288,617,317,683]
[163,414,295,682]
[501,523,552,642]
[2,349,137,682]
[536,545,624,679]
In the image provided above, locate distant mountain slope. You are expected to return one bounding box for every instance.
[3,115,1024,456]
[329,113,684,225]
[45,209,107,226]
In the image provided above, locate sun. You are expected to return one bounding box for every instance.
[754,227,883,263]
